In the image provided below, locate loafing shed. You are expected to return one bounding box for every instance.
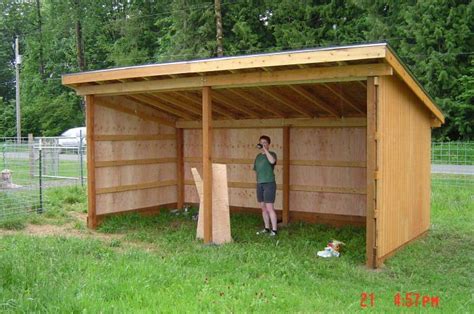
[62,43,444,268]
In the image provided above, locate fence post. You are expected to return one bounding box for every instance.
[38,138,43,214]
[79,130,84,186]
[29,133,34,178]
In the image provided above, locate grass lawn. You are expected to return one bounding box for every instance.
[0,184,473,312]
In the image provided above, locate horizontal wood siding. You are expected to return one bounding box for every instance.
[94,96,177,215]
[183,126,366,218]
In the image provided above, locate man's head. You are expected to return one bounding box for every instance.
[259,135,271,149]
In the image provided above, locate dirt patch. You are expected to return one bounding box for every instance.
[0,212,159,253]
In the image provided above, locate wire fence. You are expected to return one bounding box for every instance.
[431,141,474,187]
[1,135,86,220]
[0,137,472,222]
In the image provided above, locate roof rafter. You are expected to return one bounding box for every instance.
[126,94,195,120]
[212,90,260,118]
[256,87,315,118]
[321,83,365,114]
[289,85,340,117]
[172,91,237,119]
[227,89,286,118]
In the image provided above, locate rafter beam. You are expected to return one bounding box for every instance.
[127,94,195,120]
[176,117,367,129]
[149,92,202,116]
[173,91,237,119]
[322,83,365,114]
[257,87,314,118]
[212,91,260,118]
[73,63,393,96]
[289,85,340,117]
[227,89,286,117]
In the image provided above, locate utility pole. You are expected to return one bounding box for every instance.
[15,36,22,143]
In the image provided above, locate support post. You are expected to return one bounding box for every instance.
[28,133,34,178]
[366,77,378,268]
[86,95,97,228]
[282,126,290,225]
[202,87,213,243]
[176,128,184,209]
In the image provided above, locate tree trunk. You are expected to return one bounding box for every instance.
[36,0,45,78]
[74,0,85,71]
[215,0,223,57]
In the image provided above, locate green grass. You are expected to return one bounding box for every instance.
[0,184,473,312]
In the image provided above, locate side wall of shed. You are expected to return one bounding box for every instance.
[92,96,178,216]
[376,75,432,261]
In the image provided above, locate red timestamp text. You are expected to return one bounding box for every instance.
[360,292,440,308]
[394,292,440,308]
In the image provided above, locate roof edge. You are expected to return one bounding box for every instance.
[62,43,388,85]
[384,45,445,123]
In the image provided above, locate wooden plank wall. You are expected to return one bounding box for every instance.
[184,128,284,209]
[93,96,177,215]
[183,127,366,218]
[376,75,432,259]
[289,127,366,216]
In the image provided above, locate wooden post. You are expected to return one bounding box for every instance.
[176,128,184,209]
[86,95,97,229]
[282,126,290,225]
[366,77,377,268]
[202,87,213,243]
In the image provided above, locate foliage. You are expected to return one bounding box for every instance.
[0,0,472,139]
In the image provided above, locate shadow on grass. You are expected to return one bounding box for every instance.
[97,208,367,265]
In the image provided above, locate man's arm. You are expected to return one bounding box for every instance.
[263,147,276,164]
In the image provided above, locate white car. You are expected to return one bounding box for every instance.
[58,127,87,150]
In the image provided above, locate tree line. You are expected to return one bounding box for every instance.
[0,0,472,139]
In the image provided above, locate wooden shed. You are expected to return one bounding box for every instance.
[62,43,444,268]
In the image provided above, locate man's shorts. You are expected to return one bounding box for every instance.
[256,182,277,203]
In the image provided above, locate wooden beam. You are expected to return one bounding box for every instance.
[176,117,367,129]
[322,83,365,114]
[96,180,177,194]
[172,91,236,119]
[289,85,340,117]
[212,90,260,118]
[183,157,366,168]
[385,49,444,123]
[257,87,314,118]
[282,126,290,225]
[73,63,393,96]
[95,158,176,168]
[94,134,175,141]
[291,160,366,168]
[149,92,202,117]
[202,86,213,244]
[290,185,366,195]
[63,44,387,85]
[176,128,184,209]
[86,95,97,229]
[366,76,377,269]
[183,180,364,194]
[96,96,175,126]
[227,89,286,117]
[127,94,195,120]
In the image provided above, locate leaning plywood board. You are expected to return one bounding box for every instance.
[192,165,232,244]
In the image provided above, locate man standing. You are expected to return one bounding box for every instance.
[253,135,278,236]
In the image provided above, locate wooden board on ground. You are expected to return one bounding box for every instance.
[192,165,232,244]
